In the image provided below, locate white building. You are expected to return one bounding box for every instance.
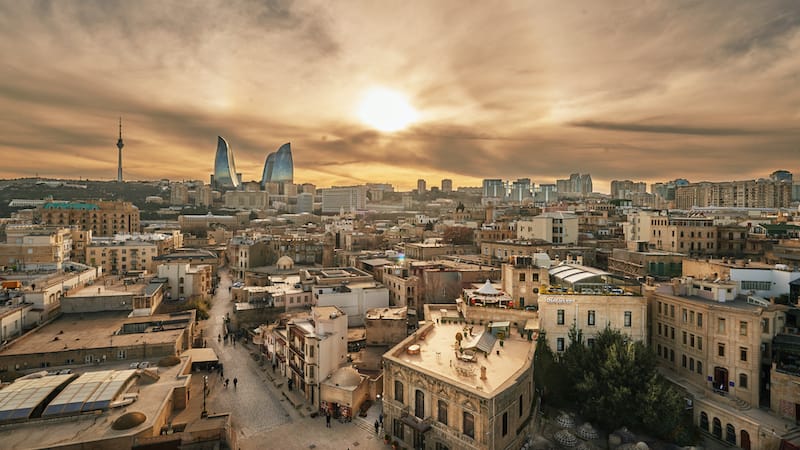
[516,212,578,244]
[157,262,213,300]
[321,186,367,214]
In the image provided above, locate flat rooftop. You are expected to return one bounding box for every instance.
[0,312,191,356]
[386,307,534,397]
[0,359,192,448]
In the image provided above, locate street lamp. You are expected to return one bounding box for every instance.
[201,375,208,418]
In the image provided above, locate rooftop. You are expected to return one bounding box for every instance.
[0,311,192,357]
[385,305,535,397]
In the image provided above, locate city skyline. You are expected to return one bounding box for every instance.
[0,1,799,191]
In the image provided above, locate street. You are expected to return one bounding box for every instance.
[202,268,385,450]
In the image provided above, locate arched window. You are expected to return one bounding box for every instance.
[415,390,425,419]
[726,424,736,444]
[699,412,709,431]
[712,418,722,438]
[740,430,751,450]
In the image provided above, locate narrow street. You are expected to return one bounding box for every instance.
[200,268,384,450]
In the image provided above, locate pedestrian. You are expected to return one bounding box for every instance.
[379,412,383,425]
[326,412,331,428]
[233,377,238,389]
[224,378,229,388]
[374,419,379,434]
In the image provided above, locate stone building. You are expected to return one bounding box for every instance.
[383,304,537,450]
[38,200,140,237]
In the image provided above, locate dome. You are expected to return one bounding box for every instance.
[276,256,294,270]
[328,366,362,387]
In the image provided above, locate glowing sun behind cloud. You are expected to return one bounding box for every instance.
[357,87,418,132]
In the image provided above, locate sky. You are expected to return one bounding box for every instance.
[0,0,798,193]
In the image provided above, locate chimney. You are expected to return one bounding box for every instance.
[480,366,487,380]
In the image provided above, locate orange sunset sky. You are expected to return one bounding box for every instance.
[0,1,798,192]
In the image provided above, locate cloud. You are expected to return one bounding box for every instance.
[0,0,798,191]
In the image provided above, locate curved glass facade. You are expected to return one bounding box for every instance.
[261,142,293,187]
[213,136,240,189]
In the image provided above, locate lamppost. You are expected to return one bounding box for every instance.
[201,375,208,418]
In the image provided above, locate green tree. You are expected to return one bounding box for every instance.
[442,226,474,245]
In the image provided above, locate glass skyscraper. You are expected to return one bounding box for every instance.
[261,142,294,187]
[213,136,240,189]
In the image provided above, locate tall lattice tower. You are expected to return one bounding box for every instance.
[116,117,124,182]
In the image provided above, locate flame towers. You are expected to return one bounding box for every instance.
[261,143,294,188]
[212,136,241,189]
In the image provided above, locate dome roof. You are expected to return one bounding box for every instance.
[329,366,362,387]
[276,256,294,269]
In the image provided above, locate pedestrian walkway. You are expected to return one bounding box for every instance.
[239,413,386,450]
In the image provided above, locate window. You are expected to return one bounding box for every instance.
[393,419,404,440]
[718,343,725,357]
[690,310,695,323]
[682,354,687,367]
[588,310,596,326]
[762,318,770,333]
[670,349,674,362]
[682,308,688,322]
[682,331,687,345]
[519,395,523,417]
[690,334,695,347]
[739,374,748,389]
[519,273,525,282]
[741,280,771,291]
[697,336,703,350]
[671,327,675,340]
[463,411,475,439]
[117,350,126,359]
[670,305,675,318]
[739,321,748,336]
[658,323,662,335]
[556,338,565,352]
[557,309,565,325]
[502,411,508,436]
[438,400,448,424]
[395,380,404,403]
[718,318,726,333]
[697,313,703,327]
[740,347,747,362]
[658,302,662,314]
[689,358,695,371]
[697,361,703,374]
[624,311,632,327]
[587,338,595,347]
[415,390,425,419]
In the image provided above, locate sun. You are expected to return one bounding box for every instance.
[357,87,418,132]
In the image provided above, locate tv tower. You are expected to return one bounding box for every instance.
[116,117,124,182]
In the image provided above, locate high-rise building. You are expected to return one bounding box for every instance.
[321,186,368,214]
[296,192,314,214]
[770,170,793,183]
[261,143,294,188]
[212,136,240,190]
[416,179,426,195]
[675,179,792,209]
[482,179,506,199]
[555,173,592,196]
[536,184,557,203]
[441,179,453,193]
[509,178,533,202]
[170,182,189,205]
[610,180,647,199]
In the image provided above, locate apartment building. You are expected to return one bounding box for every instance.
[517,212,578,244]
[650,278,792,449]
[39,200,140,237]
[0,226,73,271]
[649,215,717,256]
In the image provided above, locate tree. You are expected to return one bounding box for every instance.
[443,226,474,245]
